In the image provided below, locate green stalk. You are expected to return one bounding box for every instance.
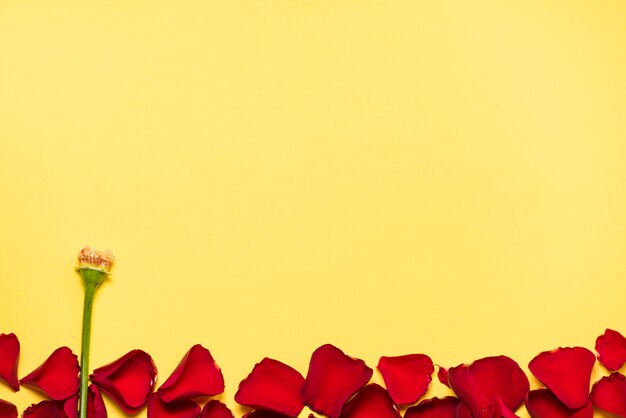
[78,268,106,418]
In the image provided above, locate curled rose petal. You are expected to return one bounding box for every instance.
[88,386,107,418]
[23,401,67,418]
[339,384,400,418]
[525,388,592,418]
[301,344,373,418]
[437,366,450,388]
[590,373,626,417]
[528,347,595,409]
[235,358,305,417]
[147,393,201,418]
[20,346,79,400]
[0,400,17,418]
[448,356,529,418]
[90,349,157,413]
[377,354,434,405]
[200,400,234,418]
[242,412,291,418]
[596,329,626,371]
[158,344,224,403]
[0,334,19,391]
[62,385,107,418]
[404,397,462,418]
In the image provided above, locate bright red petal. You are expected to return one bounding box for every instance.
[437,367,450,388]
[377,354,433,405]
[404,397,461,418]
[235,358,304,417]
[63,385,108,418]
[0,400,17,418]
[63,395,78,418]
[339,384,400,418]
[301,344,373,418]
[528,347,595,409]
[90,349,156,413]
[22,401,67,418]
[0,334,19,391]
[146,394,200,418]
[590,373,626,417]
[242,411,291,418]
[20,347,79,400]
[88,386,108,418]
[448,356,529,418]
[199,400,234,418]
[596,329,626,371]
[525,389,592,418]
[158,344,224,403]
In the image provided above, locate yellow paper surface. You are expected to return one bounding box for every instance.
[1,1,625,417]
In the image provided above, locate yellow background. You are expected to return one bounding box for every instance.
[1,1,625,417]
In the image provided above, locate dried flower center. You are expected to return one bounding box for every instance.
[77,246,114,272]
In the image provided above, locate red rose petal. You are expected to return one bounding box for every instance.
[242,411,291,418]
[147,394,201,418]
[0,334,19,391]
[339,384,400,418]
[23,401,67,418]
[493,397,520,418]
[20,347,79,400]
[235,358,305,417]
[88,385,108,418]
[158,344,224,403]
[200,400,234,418]
[377,354,434,405]
[525,388,593,418]
[448,356,529,418]
[590,373,626,417]
[404,397,461,418]
[63,395,78,418]
[90,349,157,413]
[528,347,595,409]
[0,400,17,418]
[596,329,626,371]
[437,366,450,388]
[301,344,373,418]
[63,385,106,418]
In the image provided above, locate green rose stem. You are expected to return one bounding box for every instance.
[76,247,114,418]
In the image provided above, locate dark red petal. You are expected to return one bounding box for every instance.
[437,366,450,388]
[235,358,304,417]
[63,385,108,418]
[88,386,107,418]
[20,347,79,400]
[90,349,157,413]
[493,397,520,418]
[147,394,201,418]
[339,384,400,418]
[242,411,291,418]
[596,329,626,371]
[448,356,529,418]
[22,401,67,418]
[158,344,224,403]
[525,388,592,418]
[455,402,472,418]
[199,400,233,418]
[528,347,595,409]
[590,373,626,417]
[404,397,461,418]
[0,400,17,418]
[301,344,373,418]
[377,354,433,405]
[0,334,19,391]
[63,394,78,418]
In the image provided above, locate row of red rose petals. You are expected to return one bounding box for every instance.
[1,329,626,418]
